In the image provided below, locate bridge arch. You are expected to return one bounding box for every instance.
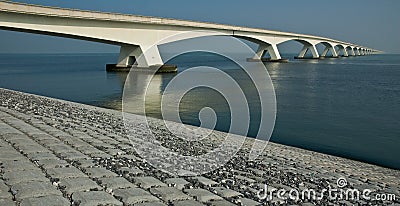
[314,41,338,58]
[335,44,349,57]
[275,38,320,59]
[232,35,282,60]
[345,45,356,56]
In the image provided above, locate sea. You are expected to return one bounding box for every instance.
[0,52,399,170]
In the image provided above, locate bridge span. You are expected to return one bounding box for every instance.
[0,1,381,71]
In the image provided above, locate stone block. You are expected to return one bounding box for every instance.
[20,195,70,206]
[84,167,118,178]
[113,188,159,204]
[98,177,136,190]
[192,176,218,187]
[46,167,86,179]
[58,177,101,196]
[172,200,205,206]
[212,187,243,198]
[184,188,223,203]
[11,181,62,201]
[0,181,11,199]
[133,177,166,189]
[72,191,122,206]
[150,187,191,202]
[3,170,48,185]
[164,178,190,190]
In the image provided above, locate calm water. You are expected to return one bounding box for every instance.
[0,53,399,170]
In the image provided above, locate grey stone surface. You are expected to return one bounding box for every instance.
[19,195,70,206]
[0,181,11,199]
[135,202,167,206]
[16,144,50,154]
[164,178,190,190]
[11,181,62,201]
[58,177,102,196]
[98,177,136,190]
[192,176,218,187]
[1,160,37,172]
[0,152,26,161]
[184,188,223,203]
[46,167,86,179]
[134,176,167,189]
[113,188,159,204]
[72,191,122,206]
[237,198,260,206]
[0,198,16,206]
[26,152,59,161]
[58,151,89,161]
[118,166,144,176]
[84,167,118,178]
[3,170,48,185]
[150,187,191,202]
[72,159,96,168]
[1,89,400,206]
[212,187,243,198]
[172,200,205,206]
[35,159,70,169]
[209,200,237,206]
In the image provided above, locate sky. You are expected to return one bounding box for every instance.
[0,0,399,54]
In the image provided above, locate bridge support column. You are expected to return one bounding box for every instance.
[349,48,356,56]
[321,45,338,58]
[296,44,319,59]
[267,44,282,61]
[116,45,164,67]
[250,43,286,62]
[355,49,361,56]
[338,47,349,57]
[107,44,176,72]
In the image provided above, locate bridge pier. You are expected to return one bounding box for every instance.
[249,43,288,62]
[348,48,356,56]
[355,49,361,56]
[107,44,177,73]
[320,44,338,58]
[295,44,320,59]
[337,47,349,57]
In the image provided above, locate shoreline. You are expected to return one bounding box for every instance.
[94,93,399,172]
[0,87,399,205]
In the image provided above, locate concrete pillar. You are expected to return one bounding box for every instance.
[253,43,282,61]
[266,44,282,60]
[337,47,348,57]
[254,44,268,59]
[117,45,141,67]
[297,44,319,58]
[321,45,338,57]
[349,48,356,56]
[356,49,361,56]
[117,44,163,67]
[343,49,349,56]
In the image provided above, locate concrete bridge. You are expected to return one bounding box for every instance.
[0,1,381,71]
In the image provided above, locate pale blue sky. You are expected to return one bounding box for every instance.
[1,0,399,53]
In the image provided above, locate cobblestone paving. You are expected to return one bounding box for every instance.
[0,88,399,206]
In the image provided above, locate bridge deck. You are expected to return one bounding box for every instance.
[0,0,364,48]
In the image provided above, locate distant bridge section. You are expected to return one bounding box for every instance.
[0,1,381,70]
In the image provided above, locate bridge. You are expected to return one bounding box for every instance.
[0,1,381,71]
